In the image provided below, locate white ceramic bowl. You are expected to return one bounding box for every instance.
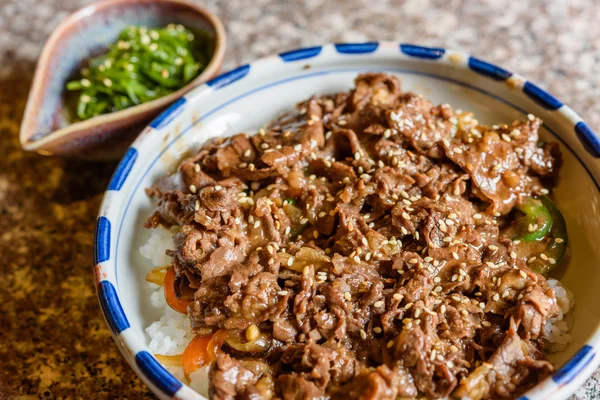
[94,42,600,400]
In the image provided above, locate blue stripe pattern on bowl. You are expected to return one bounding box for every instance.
[98,280,130,334]
[206,64,251,89]
[136,351,182,396]
[108,147,138,191]
[468,56,512,80]
[400,44,445,59]
[149,98,187,130]
[279,46,322,62]
[334,42,379,54]
[523,81,563,110]
[575,122,600,158]
[553,345,595,385]
[94,216,111,264]
[96,43,600,400]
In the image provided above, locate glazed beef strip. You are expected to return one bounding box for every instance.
[146,73,562,399]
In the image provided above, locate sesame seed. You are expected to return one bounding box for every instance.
[287,257,295,267]
[519,270,527,278]
[429,349,438,361]
[488,245,498,251]
[479,302,485,309]
[303,266,310,276]
[482,321,491,327]
[254,220,261,229]
[527,114,535,121]
[434,286,443,292]
[402,212,410,220]
[294,144,302,152]
[473,213,482,220]
[361,237,369,246]
[528,256,537,264]
[300,218,308,225]
[360,329,367,340]
[501,133,512,142]
[189,184,197,193]
[414,308,422,318]
[540,253,548,261]
[278,290,288,296]
[373,327,382,334]
[408,258,418,265]
[284,226,291,235]
[344,292,352,301]
[404,302,414,310]
[492,293,500,301]
[387,340,394,348]
[502,290,510,298]
[374,301,384,308]
[555,238,564,244]
[540,188,549,195]
[433,277,441,283]
[393,293,403,301]
[510,251,517,259]
[440,305,447,313]
[461,309,469,316]
[454,147,463,154]
[451,294,461,302]
[452,252,459,260]
[353,255,361,263]
[103,78,112,87]
[549,258,556,265]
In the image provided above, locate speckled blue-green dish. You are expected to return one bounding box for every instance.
[20,0,226,160]
[95,43,600,399]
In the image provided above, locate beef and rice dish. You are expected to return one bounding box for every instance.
[143,73,570,399]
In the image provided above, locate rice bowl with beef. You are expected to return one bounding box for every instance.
[139,73,575,400]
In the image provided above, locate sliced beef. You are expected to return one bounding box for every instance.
[145,73,565,400]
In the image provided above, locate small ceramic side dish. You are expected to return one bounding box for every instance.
[20,0,226,160]
[95,43,600,399]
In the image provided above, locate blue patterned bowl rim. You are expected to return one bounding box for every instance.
[94,42,600,400]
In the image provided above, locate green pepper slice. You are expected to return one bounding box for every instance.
[513,196,568,275]
[540,195,567,266]
[513,197,552,242]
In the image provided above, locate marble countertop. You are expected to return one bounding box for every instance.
[1,0,599,398]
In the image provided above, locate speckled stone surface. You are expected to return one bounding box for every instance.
[1,0,600,398]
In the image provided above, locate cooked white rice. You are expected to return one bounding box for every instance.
[544,278,575,352]
[139,227,575,395]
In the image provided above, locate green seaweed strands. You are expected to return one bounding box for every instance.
[66,24,213,121]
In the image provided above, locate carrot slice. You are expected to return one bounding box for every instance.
[181,330,228,381]
[164,267,191,314]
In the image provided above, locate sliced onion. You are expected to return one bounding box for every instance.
[145,265,170,285]
[225,332,271,354]
[279,247,331,273]
[154,353,183,367]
